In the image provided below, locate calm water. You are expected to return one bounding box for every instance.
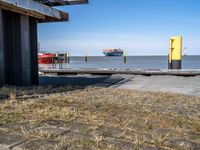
[40,56,200,69]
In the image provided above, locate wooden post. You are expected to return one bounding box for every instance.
[52,56,56,69]
[85,52,88,62]
[67,52,70,63]
[52,57,54,69]
[58,54,62,69]
[55,53,60,69]
[60,54,63,69]
[64,52,67,63]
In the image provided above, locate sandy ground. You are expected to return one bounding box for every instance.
[40,74,200,96]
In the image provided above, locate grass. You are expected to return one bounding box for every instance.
[0,86,200,149]
[0,85,82,100]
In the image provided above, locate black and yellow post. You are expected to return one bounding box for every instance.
[123,51,127,64]
[168,36,182,69]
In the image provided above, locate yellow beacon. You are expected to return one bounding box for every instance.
[168,36,182,69]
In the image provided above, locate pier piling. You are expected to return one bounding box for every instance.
[52,57,56,69]
[85,52,88,62]
[67,52,70,64]
[64,53,67,63]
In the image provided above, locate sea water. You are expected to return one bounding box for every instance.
[39,56,200,70]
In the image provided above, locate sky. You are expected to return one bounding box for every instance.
[38,0,200,56]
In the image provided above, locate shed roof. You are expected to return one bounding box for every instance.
[0,0,88,22]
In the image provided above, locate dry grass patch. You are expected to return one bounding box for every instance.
[0,87,200,149]
[0,85,82,100]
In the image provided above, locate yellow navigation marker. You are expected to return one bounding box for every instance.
[123,51,127,64]
[123,51,126,57]
[169,36,182,69]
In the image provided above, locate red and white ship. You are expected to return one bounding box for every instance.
[38,52,56,64]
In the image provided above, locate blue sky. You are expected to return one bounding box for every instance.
[38,0,200,56]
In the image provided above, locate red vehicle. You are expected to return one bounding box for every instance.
[38,52,56,64]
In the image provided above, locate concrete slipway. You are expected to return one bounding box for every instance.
[39,69,200,96]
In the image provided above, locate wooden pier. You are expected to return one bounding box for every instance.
[39,68,200,77]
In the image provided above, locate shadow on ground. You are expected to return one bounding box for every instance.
[39,75,125,88]
[0,75,126,101]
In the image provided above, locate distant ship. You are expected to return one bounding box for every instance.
[103,48,124,56]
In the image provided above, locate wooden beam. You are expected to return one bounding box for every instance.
[64,0,88,4]
[35,0,88,6]
[0,9,5,85]
[0,0,68,22]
